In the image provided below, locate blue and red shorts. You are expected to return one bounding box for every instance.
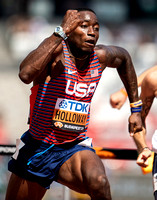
[8,131,95,189]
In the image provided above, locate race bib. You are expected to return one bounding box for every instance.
[52,98,90,132]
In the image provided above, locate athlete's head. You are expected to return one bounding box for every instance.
[67,8,99,55]
[76,8,96,15]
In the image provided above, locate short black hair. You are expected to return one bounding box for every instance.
[76,8,96,15]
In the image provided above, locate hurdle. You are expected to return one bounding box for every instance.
[0,144,138,159]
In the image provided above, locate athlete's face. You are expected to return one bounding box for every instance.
[68,11,99,53]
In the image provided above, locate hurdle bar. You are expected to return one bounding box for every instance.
[0,144,16,156]
[0,144,138,159]
[94,147,138,160]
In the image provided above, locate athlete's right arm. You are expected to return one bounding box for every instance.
[19,10,82,84]
[110,65,157,109]
[19,35,63,84]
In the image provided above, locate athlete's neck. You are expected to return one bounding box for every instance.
[69,53,89,61]
[66,41,89,60]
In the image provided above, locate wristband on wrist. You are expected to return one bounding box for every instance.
[120,88,127,97]
[130,100,142,113]
[130,100,143,108]
[131,106,142,113]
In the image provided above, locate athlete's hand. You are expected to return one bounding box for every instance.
[128,112,143,136]
[110,90,127,109]
[61,10,83,37]
[137,148,152,168]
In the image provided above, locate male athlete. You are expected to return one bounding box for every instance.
[110,65,157,199]
[5,8,142,200]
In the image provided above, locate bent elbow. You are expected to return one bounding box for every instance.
[19,71,32,84]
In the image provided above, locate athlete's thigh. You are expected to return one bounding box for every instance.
[57,149,106,193]
[5,173,47,200]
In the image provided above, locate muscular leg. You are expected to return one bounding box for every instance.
[5,173,47,200]
[57,150,112,200]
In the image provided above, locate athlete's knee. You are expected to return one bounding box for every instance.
[92,174,109,190]
[88,174,112,200]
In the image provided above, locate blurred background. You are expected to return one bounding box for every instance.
[1,0,157,199]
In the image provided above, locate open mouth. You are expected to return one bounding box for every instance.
[85,39,95,46]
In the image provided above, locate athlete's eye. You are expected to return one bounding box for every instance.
[81,24,88,28]
[94,26,99,31]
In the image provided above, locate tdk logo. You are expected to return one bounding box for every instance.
[68,101,89,112]
[56,98,90,114]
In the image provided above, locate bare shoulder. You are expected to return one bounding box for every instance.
[95,44,129,57]
[95,44,130,70]
[144,70,157,87]
[142,70,157,96]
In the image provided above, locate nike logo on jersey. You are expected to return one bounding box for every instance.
[68,69,77,74]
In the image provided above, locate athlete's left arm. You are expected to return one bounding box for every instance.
[95,44,142,134]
